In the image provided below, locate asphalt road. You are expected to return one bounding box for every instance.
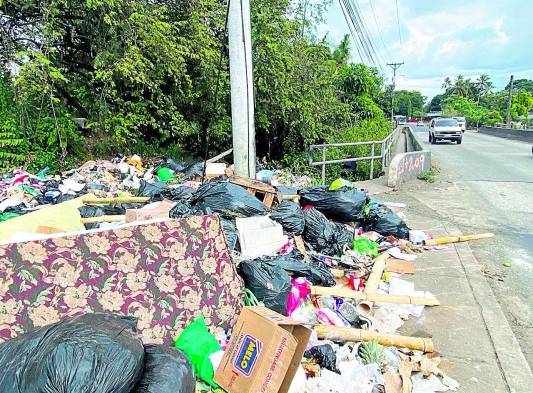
[410,124,533,365]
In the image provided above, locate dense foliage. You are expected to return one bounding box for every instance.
[0,0,390,178]
[431,74,533,128]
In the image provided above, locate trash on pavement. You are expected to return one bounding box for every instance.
[214,306,311,393]
[125,200,176,223]
[299,186,367,223]
[362,199,410,239]
[423,232,494,246]
[236,216,288,259]
[353,237,379,257]
[175,316,221,388]
[303,207,354,256]
[270,200,306,235]
[192,181,268,218]
[329,178,353,191]
[304,344,340,373]
[134,344,195,393]
[0,313,144,392]
[409,230,429,245]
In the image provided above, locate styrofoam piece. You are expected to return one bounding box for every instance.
[236,216,288,259]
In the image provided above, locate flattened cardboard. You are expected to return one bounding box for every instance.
[214,307,311,393]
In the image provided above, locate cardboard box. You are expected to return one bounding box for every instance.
[214,307,311,393]
[125,201,175,223]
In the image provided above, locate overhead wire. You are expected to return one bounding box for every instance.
[395,0,402,45]
[368,0,391,63]
[338,0,382,71]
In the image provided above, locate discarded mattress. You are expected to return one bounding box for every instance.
[0,215,244,345]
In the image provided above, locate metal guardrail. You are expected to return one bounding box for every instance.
[308,127,401,184]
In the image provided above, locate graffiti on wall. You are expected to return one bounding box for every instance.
[396,153,426,178]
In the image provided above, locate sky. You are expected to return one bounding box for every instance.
[317,0,533,101]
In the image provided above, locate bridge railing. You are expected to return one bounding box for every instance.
[308,127,401,184]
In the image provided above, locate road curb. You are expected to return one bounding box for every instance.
[413,197,533,393]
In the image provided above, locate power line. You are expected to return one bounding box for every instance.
[368,0,391,63]
[387,62,404,123]
[338,0,382,70]
[395,0,403,45]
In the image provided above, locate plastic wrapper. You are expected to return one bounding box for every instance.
[134,345,195,393]
[299,186,367,223]
[363,199,410,239]
[303,207,354,256]
[270,201,305,235]
[191,181,268,218]
[286,278,312,316]
[304,344,340,374]
[174,316,221,388]
[164,158,186,172]
[0,313,144,392]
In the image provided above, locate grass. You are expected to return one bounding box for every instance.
[418,168,437,183]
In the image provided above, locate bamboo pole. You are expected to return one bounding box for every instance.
[314,325,435,352]
[81,215,126,224]
[310,286,440,306]
[206,148,233,163]
[358,252,389,314]
[83,196,150,205]
[424,233,494,246]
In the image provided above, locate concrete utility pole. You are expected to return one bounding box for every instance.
[228,0,256,178]
[506,75,514,127]
[387,62,404,124]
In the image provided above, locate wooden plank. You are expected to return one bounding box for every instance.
[229,175,276,193]
[263,193,275,208]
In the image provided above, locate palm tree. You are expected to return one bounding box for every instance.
[476,74,493,104]
[442,77,452,91]
[452,75,472,97]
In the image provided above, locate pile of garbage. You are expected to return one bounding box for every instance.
[0,154,461,393]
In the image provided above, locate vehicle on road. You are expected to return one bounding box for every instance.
[429,118,463,144]
[417,120,424,126]
[453,116,466,132]
[394,115,407,126]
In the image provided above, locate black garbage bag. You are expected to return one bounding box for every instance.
[164,158,187,172]
[257,254,335,287]
[299,186,367,223]
[239,260,291,314]
[270,201,305,235]
[221,218,239,252]
[160,185,195,201]
[191,181,268,218]
[134,345,195,393]
[180,162,205,180]
[138,180,166,198]
[362,199,410,239]
[303,207,354,256]
[304,344,340,374]
[169,201,195,218]
[0,313,144,392]
[79,205,132,229]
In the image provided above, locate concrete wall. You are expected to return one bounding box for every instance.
[478,126,533,143]
[387,126,431,188]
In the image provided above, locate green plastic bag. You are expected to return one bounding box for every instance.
[0,212,19,222]
[329,178,353,191]
[157,167,175,183]
[353,237,379,258]
[174,316,221,388]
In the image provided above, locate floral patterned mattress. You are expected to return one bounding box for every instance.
[0,215,244,345]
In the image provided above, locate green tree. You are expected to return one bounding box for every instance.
[506,79,533,94]
[393,90,426,118]
[0,74,25,169]
[511,91,533,123]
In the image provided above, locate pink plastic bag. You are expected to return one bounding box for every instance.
[286,278,311,316]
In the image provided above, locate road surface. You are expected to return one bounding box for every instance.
[411,124,533,366]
